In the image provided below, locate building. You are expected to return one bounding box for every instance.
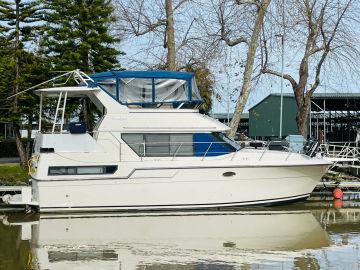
[247,93,360,142]
[310,93,360,142]
[0,121,14,140]
[249,94,298,139]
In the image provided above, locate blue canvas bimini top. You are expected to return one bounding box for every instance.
[90,70,202,106]
[91,70,195,80]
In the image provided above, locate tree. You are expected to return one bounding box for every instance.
[43,0,124,129]
[261,0,356,137]
[186,64,214,114]
[191,0,271,138]
[43,0,122,73]
[114,0,216,70]
[164,0,176,70]
[0,0,45,167]
[227,0,271,139]
[114,0,177,69]
[114,0,215,110]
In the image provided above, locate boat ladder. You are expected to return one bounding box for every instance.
[52,91,68,133]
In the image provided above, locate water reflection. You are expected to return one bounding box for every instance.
[1,206,360,270]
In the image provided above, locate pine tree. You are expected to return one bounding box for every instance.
[0,0,48,167]
[43,0,123,129]
[43,0,123,73]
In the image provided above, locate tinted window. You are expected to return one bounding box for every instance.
[121,133,236,157]
[48,166,117,175]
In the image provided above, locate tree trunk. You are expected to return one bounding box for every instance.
[296,96,311,138]
[228,0,271,139]
[13,0,28,168]
[14,0,20,109]
[82,98,89,129]
[13,124,27,168]
[82,98,94,131]
[25,114,32,159]
[165,0,176,70]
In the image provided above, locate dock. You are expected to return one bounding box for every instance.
[0,186,24,199]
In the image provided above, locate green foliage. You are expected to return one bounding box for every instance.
[42,0,123,72]
[186,65,214,114]
[0,0,49,124]
[0,53,51,124]
[0,0,44,45]
[0,164,28,185]
[41,0,124,130]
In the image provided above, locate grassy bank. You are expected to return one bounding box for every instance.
[0,164,28,186]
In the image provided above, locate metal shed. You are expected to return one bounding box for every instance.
[249,94,299,138]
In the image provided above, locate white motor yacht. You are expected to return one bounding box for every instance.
[4,70,331,212]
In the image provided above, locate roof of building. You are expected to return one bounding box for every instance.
[249,93,295,111]
[210,113,249,119]
[249,92,360,112]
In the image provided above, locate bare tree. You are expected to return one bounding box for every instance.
[261,0,357,137]
[193,0,271,139]
[113,0,206,70]
[228,0,271,139]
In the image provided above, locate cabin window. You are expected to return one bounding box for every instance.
[121,133,237,157]
[97,78,116,97]
[48,165,118,175]
[154,79,188,102]
[119,78,153,103]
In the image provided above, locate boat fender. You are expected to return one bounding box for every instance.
[28,154,39,175]
[333,188,343,199]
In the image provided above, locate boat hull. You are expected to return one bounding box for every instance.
[31,164,328,212]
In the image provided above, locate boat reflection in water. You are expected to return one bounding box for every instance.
[3,210,330,269]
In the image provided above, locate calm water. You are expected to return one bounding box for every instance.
[0,201,360,270]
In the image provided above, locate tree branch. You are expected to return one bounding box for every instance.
[134,19,166,36]
[217,0,248,46]
[222,36,248,46]
[261,67,298,90]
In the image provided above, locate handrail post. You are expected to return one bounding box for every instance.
[230,150,238,161]
[141,142,146,161]
[172,143,183,161]
[202,142,213,161]
[259,141,270,161]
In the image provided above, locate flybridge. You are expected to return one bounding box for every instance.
[8,69,203,108]
[90,70,203,107]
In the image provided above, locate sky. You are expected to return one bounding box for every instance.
[116,0,360,115]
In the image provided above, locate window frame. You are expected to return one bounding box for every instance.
[48,165,118,176]
[121,133,237,157]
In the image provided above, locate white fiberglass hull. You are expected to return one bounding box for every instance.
[31,164,328,212]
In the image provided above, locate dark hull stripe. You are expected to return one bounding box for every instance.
[39,193,310,212]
